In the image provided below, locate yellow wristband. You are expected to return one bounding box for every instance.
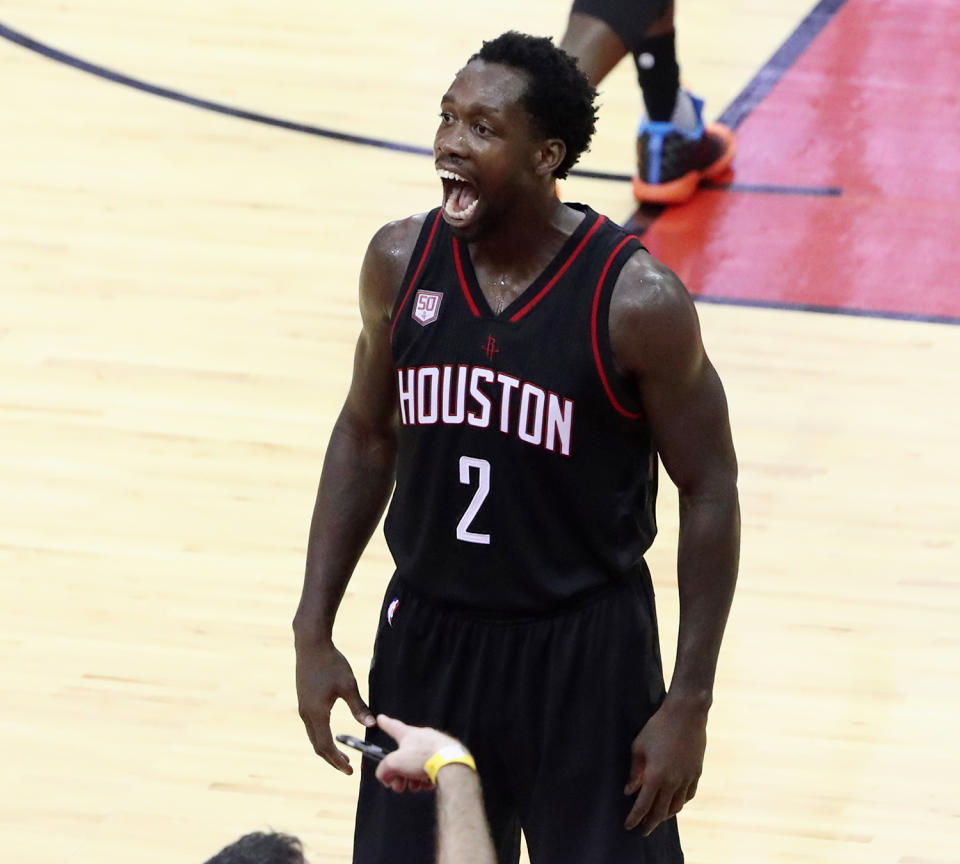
[424,744,476,784]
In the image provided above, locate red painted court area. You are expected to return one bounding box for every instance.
[644,0,960,321]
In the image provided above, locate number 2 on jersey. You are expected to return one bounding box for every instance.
[456,456,491,545]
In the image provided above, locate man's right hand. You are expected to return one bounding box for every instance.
[295,640,375,774]
[375,715,465,793]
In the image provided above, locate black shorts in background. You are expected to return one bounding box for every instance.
[352,567,684,864]
[571,0,673,53]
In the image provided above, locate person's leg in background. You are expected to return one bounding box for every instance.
[560,1,735,204]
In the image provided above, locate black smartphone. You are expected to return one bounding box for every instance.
[336,734,392,762]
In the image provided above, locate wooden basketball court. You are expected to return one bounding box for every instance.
[1,1,957,862]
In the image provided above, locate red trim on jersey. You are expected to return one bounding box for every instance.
[452,238,482,317]
[391,210,443,339]
[591,236,641,420]
[509,215,606,322]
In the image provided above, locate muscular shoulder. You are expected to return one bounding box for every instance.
[609,249,704,381]
[360,213,431,321]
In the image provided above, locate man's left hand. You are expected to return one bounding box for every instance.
[624,694,708,834]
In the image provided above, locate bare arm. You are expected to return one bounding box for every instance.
[375,716,497,864]
[611,253,740,833]
[293,216,424,773]
[435,765,497,864]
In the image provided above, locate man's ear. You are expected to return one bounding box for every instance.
[534,139,567,177]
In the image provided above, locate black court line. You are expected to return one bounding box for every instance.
[573,166,842,198]
[693,294,960,328]
[620,181,843,237]
[702,180,842,197]
[0,19,836,197]
[0,20,435,157]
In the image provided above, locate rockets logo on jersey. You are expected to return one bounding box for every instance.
[412,290,443,326]
[396,365,575,456]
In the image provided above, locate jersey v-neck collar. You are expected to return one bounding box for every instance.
[452,206,605,323]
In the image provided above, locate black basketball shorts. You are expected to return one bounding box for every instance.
[570,0,674,53]
[352,567,684,864]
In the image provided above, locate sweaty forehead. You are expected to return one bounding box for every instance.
[442,60,529,114]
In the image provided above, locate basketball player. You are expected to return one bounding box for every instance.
[294,32,740,864]
[560,1,735,203]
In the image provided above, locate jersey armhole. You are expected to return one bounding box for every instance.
[390,209,444,339]
[590,237,646,420]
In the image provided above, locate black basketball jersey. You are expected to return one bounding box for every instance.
[384,204,658,614]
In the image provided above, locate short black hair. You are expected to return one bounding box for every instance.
[203,831,306,864]
[471,31,598,179]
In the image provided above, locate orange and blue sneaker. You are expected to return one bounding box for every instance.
[632,93,735,205]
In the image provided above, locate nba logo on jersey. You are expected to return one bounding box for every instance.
[387,598,400,626]
[412,290,443,326]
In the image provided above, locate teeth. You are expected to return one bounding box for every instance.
[444,196,480,220]
[437,168,469,183]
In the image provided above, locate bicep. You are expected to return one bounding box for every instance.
[643,353,737,496]
[339,234,403,436]
[614,265,736,495]
[342,317,397,434]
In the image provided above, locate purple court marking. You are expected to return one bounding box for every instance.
[716,0,850,132]
[627,0,850,236]
[0,19,837,197]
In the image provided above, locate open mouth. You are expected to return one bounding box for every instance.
[437,168,480,223]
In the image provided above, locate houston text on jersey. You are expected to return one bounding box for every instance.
[396,365,575,456]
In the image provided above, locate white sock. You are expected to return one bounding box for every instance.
[640,89,701,134]
[669,89,700,134]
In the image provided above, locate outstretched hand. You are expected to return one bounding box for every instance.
[296,641,375,775]
[624,695,708,835]
[375,715,464,793]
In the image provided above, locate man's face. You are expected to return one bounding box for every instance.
[434,60,544,238]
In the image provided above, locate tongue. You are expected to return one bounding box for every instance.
[452,183,478,213]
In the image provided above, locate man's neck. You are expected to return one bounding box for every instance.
[468,195,579,276]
